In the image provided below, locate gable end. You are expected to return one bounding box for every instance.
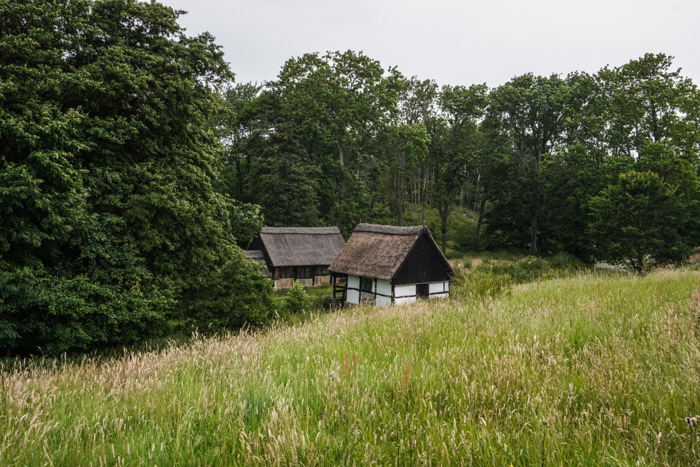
[393,230,454,285]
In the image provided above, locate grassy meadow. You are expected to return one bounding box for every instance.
[1,269,700,465]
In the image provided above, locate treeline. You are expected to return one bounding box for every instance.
[222,51,700,269]
[2,0,699,355]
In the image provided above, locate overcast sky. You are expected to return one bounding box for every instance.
[160,0,700,87]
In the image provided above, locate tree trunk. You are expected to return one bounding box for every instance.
[529,209,538,252]
[334,142,346,225]
[421,167,428,225]
[439,206,449,253]
[337,142,345,168]
[476,194,487,238]
[394,151,406,226]
[236,157,243,198]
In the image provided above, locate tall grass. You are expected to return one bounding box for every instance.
[1,270,699,465]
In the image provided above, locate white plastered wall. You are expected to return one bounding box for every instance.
[375,279,392,306]
[346,275,360,304]
[394,284,416,305]
[429,281,450,299]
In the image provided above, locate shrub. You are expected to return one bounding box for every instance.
[490,256,551,283]
[284,281,311,315]
[487,255,582,284]
[451,269,513,300]
[453,224,486,252]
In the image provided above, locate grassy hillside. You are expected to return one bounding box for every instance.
[1,270,699,465]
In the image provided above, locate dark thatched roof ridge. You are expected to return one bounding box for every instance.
[244,250,265,261]
[261,226,340,235]
[244,250,271,277]
[353,223,423,235]
[258,226,345,267]
[329,223,450,281]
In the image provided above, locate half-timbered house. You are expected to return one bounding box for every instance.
[328,224,454,306]
[247,227,345,289]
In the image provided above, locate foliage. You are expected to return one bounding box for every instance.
[451,254,583,301]
[217,51,700,269]
[589,171,692,274]
[430,84,488,252]
[451,268,513,299]
[0,0,272,355]
[451,215,485,252]
[283,281,312,315]
[485,73,572,252]
[221,51,404,235]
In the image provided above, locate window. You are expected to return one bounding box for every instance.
[360,277,373,292]
[417,283,429,298]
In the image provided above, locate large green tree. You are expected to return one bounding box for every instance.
[589,171,692,274]
[487,74,570,252]
[430,84,487,252]
[222,51,404,235]
[0,0,272,355]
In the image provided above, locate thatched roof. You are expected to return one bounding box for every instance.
[258,226,345,267]
[329,223,449,280]
[244,250,266,261]
[244,250,271,277]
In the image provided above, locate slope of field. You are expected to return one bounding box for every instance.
[1,270,699,465]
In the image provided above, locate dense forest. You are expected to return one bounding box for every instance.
[2,0,699,355]
[225,51,700,261]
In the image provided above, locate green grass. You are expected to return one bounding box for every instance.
[1,269,700,465]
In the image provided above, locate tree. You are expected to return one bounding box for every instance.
[588,171,691,274]
[377,123,429,225]
[397,77,439,223]
[0,0,272,355]
[487,74,570,252]
[430,84,487,252]
[261,51,403,233]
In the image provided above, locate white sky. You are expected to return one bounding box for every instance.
[160,0,700,87]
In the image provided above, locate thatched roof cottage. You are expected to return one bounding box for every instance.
[247,226,345,289]
[329,224,454,306]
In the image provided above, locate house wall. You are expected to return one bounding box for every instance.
[394,284,417,305]
[392,281,449,304]
[344,277,449,306]
[274,278,294,290]
[393,234,453,285]
[273,265,331,289]
[346,275,360,304]
[313,274,330,286]
[376,279,392,307]
[429,281,450,299]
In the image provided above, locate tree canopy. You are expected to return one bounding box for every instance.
[0,0,272,355]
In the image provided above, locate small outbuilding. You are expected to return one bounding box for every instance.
[248,226,346,289]
[328,223,454,306]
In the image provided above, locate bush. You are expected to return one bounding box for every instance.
[489,256,551,283]
[451,269,513,300]
[450,254,585,302]
[311,294,333,311]
[453,224,486,252]
[487,255,582,284]
[284,281,312,315]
